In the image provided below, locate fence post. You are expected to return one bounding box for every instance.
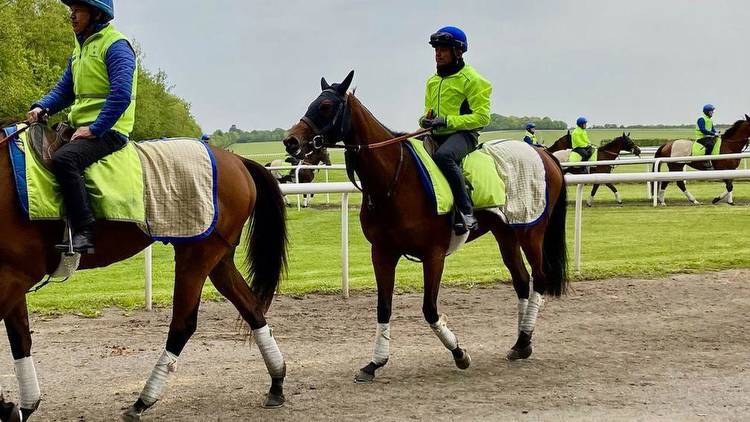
[341,193,350,298]
[652,159,661,207]
[144,246,153,311]
[295,165,302,211]
[574,184,584,272]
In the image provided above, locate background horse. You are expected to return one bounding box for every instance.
[266,146,332,207]
[654,116,750,205]
[550,132,641,206]
[282,71,568,384]
[0,121,289,421]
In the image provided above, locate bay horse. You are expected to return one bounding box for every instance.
[0,121,289,421]
[548,131,641,206]
[654,115,750,205]
[266,145,332,207]
[282,71,568,383]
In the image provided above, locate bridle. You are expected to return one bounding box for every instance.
[298,91,432,198]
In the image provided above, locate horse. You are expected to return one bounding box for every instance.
[549,131,641,206]
[266,146,332,207]
[0,121,289,421]
[282,71,568,384]
[654,115,750,206]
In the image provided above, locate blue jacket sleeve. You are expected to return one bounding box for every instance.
[90,40,137,137]
[523,136,533,145]
[697,118,716,136]
[33,58,75,115]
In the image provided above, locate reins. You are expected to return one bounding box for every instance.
[325,128,432,153]
[0,120,32,146]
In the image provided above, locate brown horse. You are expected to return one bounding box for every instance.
[266,145,332,207]
[549,131,641,206]
[282,71,568,383]
[0,122,289,421]
[654,116,750,205]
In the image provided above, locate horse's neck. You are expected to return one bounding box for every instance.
[721,126,750,153]
[347,98,410,194]
[598,138,621,158]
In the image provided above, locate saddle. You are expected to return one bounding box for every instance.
[27,122,73,170]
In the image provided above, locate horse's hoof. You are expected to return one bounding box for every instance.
[454,349,471,370]
[0,401,22,422]
[691,201,701,205]
[506,344,533,361]
[712,197,721,204]
[354,369,375,384]
[120,406,142,422]
[728,202,736,206]
[263,393,285,409]
[616,201,623,207]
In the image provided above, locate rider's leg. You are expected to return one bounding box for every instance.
[50,131,128,252]
[433,132,478,233]
[697,137,715,169]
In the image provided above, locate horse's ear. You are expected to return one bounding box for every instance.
[321,77,331,91]
[627,132,631,137]
[337,70,355,95]
[567,129,570,135]
[745,114,750,122]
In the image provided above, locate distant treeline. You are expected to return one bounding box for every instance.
[483,114,567,131]
[209,125,286,147]
[0,0,201,140]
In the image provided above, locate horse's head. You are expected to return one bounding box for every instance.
[282,71,355,158]
[619,132,640,156]
[547,130,571,152]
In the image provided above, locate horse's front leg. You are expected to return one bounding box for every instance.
[3,297,40,421]
[422,253,471,370]
[355,246,399,383]
[586,184,599,207]
[712,179,735,205]
[605,184,622,205]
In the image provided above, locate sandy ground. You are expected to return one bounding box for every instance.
[1,270,749,421]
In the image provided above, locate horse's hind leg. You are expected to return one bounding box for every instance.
[490,223,530,336]
[422,253,471,370]
[122,241,224,421]
[208,251,286,407]
[355,245,399,384]
[508,226,548,360]
[676,180,700,205]
[587,184,600,207]
[4,297,40,420]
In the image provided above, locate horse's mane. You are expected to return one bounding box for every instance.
[0,117,19,128]
[347,93,406,137]
[723,120,746,139]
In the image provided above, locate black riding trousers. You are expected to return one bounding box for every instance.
[432,131,477,215]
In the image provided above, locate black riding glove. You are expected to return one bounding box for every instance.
[420,116,447,129]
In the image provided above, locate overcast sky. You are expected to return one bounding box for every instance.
[115,0,749,132]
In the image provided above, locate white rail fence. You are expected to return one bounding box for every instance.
[139,166,750,308]
[265,164,348,210]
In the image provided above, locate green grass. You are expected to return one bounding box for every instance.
[27,181,750,315]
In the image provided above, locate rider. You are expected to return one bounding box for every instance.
[523,123,541,146]
[571,117,594,161]
[27,0,137,254]
[695,104,719,169]
[419,26,492,234]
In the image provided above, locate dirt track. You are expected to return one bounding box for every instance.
[1,270,749,421]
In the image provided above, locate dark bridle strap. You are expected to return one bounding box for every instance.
[0,121,32,146]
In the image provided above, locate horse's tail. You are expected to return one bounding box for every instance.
[541,152,568,297]
[241,158,288,306]
[653,143,668,171]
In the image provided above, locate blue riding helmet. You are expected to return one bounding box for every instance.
[703,104,715,113]
[526,123,536,130]
[576,117,588,127]
[62,0,114,21]
[200,134,211,141]
[429,26,468,52]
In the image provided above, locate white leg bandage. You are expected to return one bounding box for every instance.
[615,192,622,203]
[14,357,40,410]
[685,191,698,203]
[139,350,178,406]
[253,325,285,378]
[430,315,458,351]
[586,196,593,206]
[728,191,734,203]
[718,190,729,201]
[371,323,391,365]
[658,189,666,204]
[520,292,543,335]
[517,299,528,333]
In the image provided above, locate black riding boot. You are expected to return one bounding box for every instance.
[53,173,96,254]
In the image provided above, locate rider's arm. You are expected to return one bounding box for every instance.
[697,117,716,136]
[523,135,533,145]
[89,40,136,137]
[32,58,74,114]
[445,76,492,131]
